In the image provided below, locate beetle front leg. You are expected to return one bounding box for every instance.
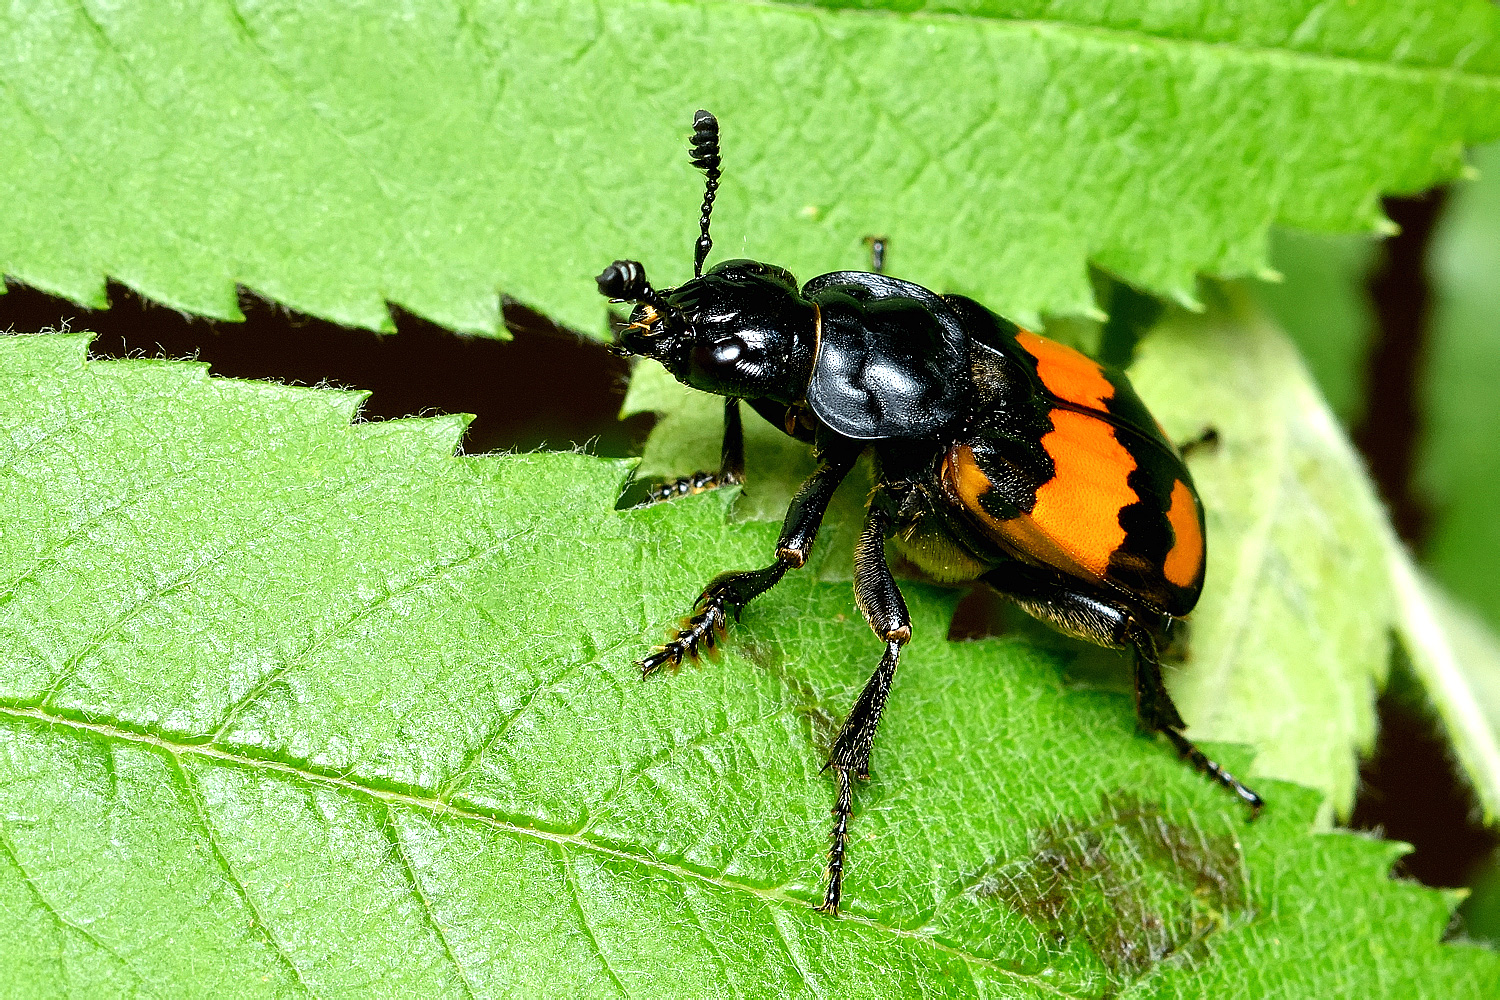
[819,507,909,915]
[640,445,857,676]
[648,398,745,502]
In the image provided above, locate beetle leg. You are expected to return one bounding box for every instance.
[648,399,745,503]
[719,397,745,484]
[640,446,857,676]
[981,563,1263,816]
[1127,624,1263,815]
[819,507,909,915]
[1176,426,1220,459]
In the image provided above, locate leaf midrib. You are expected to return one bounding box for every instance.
[730,0,1500,84]
[0,702,1084,998]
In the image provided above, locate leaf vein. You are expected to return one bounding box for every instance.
[39,552,225,709]
[440,635,633,803]
[0,703,1084,996]
[209,532,520,740]
[769,907,827,1000]
[0,461,211,606]
[0,821,151,992]
[168,751,320,998]
[381,803,480,1000]
[580,703,789,835]
[558,843,632,999]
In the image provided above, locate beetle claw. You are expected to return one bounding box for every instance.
[638,646,678,678]
[642,598,733,676]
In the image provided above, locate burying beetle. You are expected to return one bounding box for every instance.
[598,110,1260,916]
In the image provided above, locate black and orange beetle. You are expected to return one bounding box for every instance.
[597,111,1262,915]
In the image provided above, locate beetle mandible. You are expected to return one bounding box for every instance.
[597,110,1262,916]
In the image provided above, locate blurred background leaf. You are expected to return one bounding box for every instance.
[1256,229,1380,426]
[1422,142,1500,631]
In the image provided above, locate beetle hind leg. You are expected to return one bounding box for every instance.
[981,563,1263,816]
[1128,623,1263,814]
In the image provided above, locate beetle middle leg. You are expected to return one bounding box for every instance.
[640,444,857,676]
[819,506,910,915]
[981,562,1263,814]
[648,398,746,502]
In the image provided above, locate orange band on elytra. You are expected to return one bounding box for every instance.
[1163,479,1204,587]
[1017,331,1115,411]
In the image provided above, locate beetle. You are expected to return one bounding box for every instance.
[597,110,1262,916]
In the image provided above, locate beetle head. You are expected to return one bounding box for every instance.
[597,111,818,402]
[598,258,817,402]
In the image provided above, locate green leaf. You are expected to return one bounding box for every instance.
[1422,140,1500,631]
[3,331,1497,995]
[1253,228,1379,425]
[3,1,1500,334]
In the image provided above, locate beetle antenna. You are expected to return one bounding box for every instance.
[689,110,720,278]
[596,259,665,310]
[596,259,685,335]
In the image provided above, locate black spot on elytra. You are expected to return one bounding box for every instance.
[964,794,1249,988]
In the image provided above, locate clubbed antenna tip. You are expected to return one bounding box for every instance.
[597,258,682,338]
[689,110,720,174]
[596,259,652,301]
[690,110,721,277]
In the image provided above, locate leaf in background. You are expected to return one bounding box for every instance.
[1388,558,1500,825]
[1384,561,1500,946]
[1422,140,1500,631]
[1253,228,1379,425]
[1127,297,1396,818]
[2,331,1497,996]
[2,0,1499,334]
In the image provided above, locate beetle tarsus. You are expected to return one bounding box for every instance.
[817,765,856,915]
[639,561,795,679]
[1160,726,1264,816]
[816,511,910,914]
[647,399,746,504]
[639,599,730,676]
[818,639,902,915]
[648,470,726,503]
[1130,624,1263,815]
